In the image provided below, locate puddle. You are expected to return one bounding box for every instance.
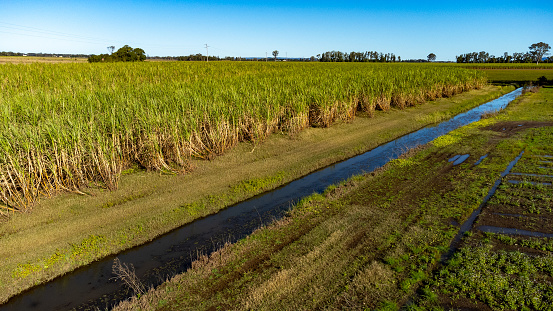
[509,172,553,178]
[442,150,525,261]
[448,154,470,166]
[0,88,524,311]
[492,212,549,219]
[449,219,460,226]
[478,225,553,238]
[507,180,552,186]
[474,154,488,165]
[493,212,527,218]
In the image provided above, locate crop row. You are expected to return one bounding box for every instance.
[0,62,486,210]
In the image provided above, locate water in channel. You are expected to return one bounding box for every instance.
[1,88,523,311]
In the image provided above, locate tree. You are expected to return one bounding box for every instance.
[107,46,115,54]
[272,50,279,60]
[113,45,146,62]
[529,42,551,64]
[88,45,146,63]
[427,53,436,62]
[479,51,490,63]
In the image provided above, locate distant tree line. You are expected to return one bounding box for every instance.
[457,42,551,64]
[318,51,401,62]
[0,51,24,56]
[147,55,319,62]
[175,54,220,61]
[456,51,537,63]
[88,45,146,63]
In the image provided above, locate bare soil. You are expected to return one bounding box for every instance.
[483,121,553,135]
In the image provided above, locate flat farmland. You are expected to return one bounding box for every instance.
[0,62,500,305]
[114,85,553,311]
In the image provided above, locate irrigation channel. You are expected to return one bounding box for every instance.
[1,88,523,311]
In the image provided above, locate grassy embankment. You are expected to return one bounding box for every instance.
[114,87,553,310]
[0,62,497,304]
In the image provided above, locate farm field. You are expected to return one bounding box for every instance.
[450,62,553,85]
[457,63,553,70]
[0,56,88,64]
[481,69,553,85]
[0,62,485,211]
[114,85,553,310]
[0,62,504,305]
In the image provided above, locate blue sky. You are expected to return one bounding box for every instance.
[1,0,551,61]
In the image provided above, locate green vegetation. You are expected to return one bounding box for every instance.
[115,86,553,310]
[480,68,553,85]
[87,45,146,62]
[414,87,553,310]
[450,63,553,86]
[113,82,553,310]
[319,50,400,62]
[0,78,508,303]
[422,244,553,310]
[456,42,552,63]
[4,62,551,309]
[0,62,486,211]
[458,63,553,69]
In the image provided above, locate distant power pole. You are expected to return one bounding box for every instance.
[266,52,268,62]
[204,44,210,62]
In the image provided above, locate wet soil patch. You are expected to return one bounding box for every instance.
[483,121,553,136]
[514,157,553,172]
[491,242,551,256]
[421,149,553,309]
[438,296,494,311]
[476,211,553,234]
[459,231,552,259]
[475,161,553,234]
[485,203,553,217]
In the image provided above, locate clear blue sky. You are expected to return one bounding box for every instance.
[1,0,551,61]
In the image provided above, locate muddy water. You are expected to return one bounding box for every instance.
[448,154,470,165]
[443,150,525,261]
[479,226,553,238]
[507,180,553,186]
[0,88,523,311]
[474,154,488,165]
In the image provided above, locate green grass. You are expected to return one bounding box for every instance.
[481,69,553,85]
[411,87,553,311]
[455,63,553,70]
[424,244,553,310]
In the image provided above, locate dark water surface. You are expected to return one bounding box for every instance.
[443,149,526,261]
[478,226,553,238]
[1,88,523,311]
